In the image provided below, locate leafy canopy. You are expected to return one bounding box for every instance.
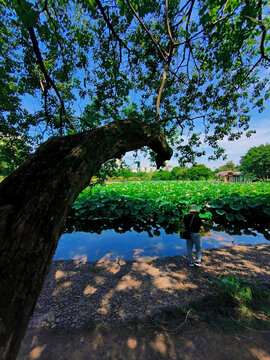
[240,144,270,179]
[216,161,237,172]
[1,0,270,175]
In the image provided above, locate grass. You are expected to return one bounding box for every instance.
[151,276,270,332]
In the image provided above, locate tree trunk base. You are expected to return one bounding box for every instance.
[0,119,172,360]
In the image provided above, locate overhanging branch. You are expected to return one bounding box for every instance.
[258,0,270,63]
[125,0,167,63]
[95,0,130,52]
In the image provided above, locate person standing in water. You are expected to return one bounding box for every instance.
[183,204,204,267]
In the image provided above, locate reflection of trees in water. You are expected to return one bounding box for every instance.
[66,216,165,237]
[65,216,270,240]
[210,222,270,241]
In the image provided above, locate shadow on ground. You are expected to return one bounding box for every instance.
[17,244,270,360]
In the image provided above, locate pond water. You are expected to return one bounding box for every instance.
[54,228,269,262]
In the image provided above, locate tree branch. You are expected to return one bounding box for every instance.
[125,0,167,63]
[185,0,195,33]
[258,0,270,62]
[45,1,70,81]
[236,58,262,90]
[95,0,130,52]
[165,0,175,44]
[27,27,76,132]
[186,39,200,74]
[156,46,176,123]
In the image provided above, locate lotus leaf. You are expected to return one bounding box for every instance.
[226,213,235,222]
[216,209,225,215]
[70,181,270,229]
[235,213,245,221]
[230,203,243,211]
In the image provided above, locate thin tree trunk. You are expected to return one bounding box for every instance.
[0,118,172,360]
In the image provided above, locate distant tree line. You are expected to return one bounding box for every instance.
[1,144,269,182]
[107,144,270,181]
[110,164,214,181]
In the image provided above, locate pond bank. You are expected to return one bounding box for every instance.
[28,244,269,330]
[17,244,270,360]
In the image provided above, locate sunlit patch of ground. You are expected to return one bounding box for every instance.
[26,244,269,335]
[29,345,46,359]
[116,275,142,291]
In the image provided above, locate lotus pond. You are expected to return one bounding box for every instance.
[54,181,270,261]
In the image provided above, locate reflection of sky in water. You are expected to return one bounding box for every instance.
[54,228,269,262]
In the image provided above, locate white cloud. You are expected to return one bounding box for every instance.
[124,115,270,170]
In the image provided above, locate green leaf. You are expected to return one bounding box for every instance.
[226,213,235,222]
[109,203,117,210]
[230,202,243,211]
[247,200,262,208]
[210,201,223,209]
[201,212,212,219]
[235,213,245,221]
[216,209,225,215]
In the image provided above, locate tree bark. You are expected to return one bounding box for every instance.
[0,118,172,360]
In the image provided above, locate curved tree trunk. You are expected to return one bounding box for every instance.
[0,119,172,360]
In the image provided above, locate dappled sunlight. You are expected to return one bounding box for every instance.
[249,347,270,360]
[84,285,97,295]
[166,263,177,268]
[127,337,137,350]
[166,270,189,282]
[29,345,46,359]
[238,259,268,274]
[92,332,103,351]
[153,275,197,293]
[94,276,106,285]
[60,281,72,288]
[30,336,39,347]
[25,242,269,339]
[214,248,235,256]
[153,276,176,291]
[150,333,167,356]
[185,340,196,351]
[19,315,270,359]
[116,275,142,291]
[96,260,122,274]
[135,255,158,262]
[97,289,115,315]
[133,262,163,276]
[107,263,122,274]
[54,270,76,279]
[118,309,125,318]
[132,261,194,293]
[55,270,65,279]
[53,281,72,296]
[165,336,179,360]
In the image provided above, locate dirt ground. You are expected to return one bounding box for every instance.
[17,244,270,360]
[17,321,270,360]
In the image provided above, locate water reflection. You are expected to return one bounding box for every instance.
[54,227,269,262]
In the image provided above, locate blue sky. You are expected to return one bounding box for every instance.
[23,90,269,171]
[124,107,270,170]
